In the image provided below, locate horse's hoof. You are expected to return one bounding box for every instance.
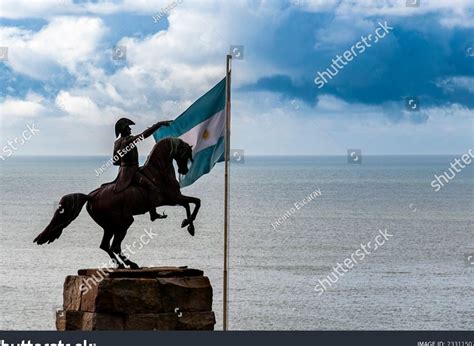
[187,224,195,236]
[111,259,124,269]
[129,262,140,270]
[181,219,190,228]
[151,213,167,222]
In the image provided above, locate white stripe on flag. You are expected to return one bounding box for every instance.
[178,109,225,154]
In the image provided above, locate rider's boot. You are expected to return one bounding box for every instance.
[150,207,166,222]
[136,174,166,222]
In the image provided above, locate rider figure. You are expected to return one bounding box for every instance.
[113,118,171,221]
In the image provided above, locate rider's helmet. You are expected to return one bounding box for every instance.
[115,118,135,138]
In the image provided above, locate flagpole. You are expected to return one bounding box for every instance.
[223,54,232,331]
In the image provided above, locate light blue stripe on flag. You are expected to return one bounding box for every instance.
[154,77,227,187]
[179,136,225,187]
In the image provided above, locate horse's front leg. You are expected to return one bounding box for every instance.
[176,195,201,236]
[179,195,201,224]
[180,202,192,227]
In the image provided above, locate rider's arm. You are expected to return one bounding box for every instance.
[135,120,172,141]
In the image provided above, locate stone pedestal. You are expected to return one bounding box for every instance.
[56,267,216,330]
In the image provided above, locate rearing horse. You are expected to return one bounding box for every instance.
[33,137,200,269]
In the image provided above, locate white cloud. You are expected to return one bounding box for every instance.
[1,0,472,155]
[300,0,474,28]
[55,91,122,125]
[230,90,474,155]
[32,1,291,128]
[437,76,474,94]
[0,93,48,126]
[0,16,106,79]
[0,0,74,19]
[0,0,160,19]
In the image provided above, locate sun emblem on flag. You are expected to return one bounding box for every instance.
[202,129,209,140]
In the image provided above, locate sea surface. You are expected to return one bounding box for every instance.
[0,155,472,330]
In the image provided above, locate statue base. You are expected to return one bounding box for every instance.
[56,266,216,330]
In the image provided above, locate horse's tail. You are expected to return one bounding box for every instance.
[33,193,90,245]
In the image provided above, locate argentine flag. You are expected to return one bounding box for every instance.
[154,77,226,187]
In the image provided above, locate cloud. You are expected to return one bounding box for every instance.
[23,1,291,127]
[232,91,474,155]
[0,92,48,126]
[1,0,473,155]
[300,0,474,28]
[437,76,474,94]
[55,91,122,125]
[0,16,106,79]
[0,0,160,19]
[243,8,474,114]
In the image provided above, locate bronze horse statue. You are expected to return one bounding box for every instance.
[33,137,200,269]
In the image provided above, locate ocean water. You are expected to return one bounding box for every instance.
[0,155,472,330]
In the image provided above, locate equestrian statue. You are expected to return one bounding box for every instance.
[33,118,200,269]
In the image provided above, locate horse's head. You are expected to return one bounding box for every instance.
[170,138,193,175]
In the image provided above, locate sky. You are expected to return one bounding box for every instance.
[0,0,473,156]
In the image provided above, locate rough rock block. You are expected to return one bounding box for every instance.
[57,266,215,330]
[157,276,213,312]
[80,278,162,314]
[56,310,124,331]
